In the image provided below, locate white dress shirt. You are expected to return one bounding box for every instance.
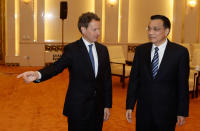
[82,37,98,77]
[151,39,168,68]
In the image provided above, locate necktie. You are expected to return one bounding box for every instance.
[88,44,95,73]
[152,47,159,79]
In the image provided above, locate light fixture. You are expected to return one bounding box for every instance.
[23,0,31,4]
[188,0,197,8]
[107,0,117,7]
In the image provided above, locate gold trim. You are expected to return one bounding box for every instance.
[0,0,5,64]
[117,0,121,43]
[34,0,37,42]
[172,0,175,41]
[15,0,20,56]
[101,0,105,42]
[181,0,186,43]
[196,0,200,43]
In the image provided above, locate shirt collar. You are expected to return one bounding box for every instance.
[82,37,95,47]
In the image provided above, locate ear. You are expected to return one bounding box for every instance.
[81,27,86,34]
[165,28,170,36]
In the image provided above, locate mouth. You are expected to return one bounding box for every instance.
[148,36,156,40]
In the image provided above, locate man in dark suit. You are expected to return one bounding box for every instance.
[17,12,112,131]
[126,15,189,131]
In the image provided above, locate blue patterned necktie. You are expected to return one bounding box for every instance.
[152,47,159,79]
[88,44,95,73]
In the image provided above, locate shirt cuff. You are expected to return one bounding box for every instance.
[34,71,42,83]
[37,71,42,79]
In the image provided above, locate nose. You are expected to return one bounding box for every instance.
[148,29,156,36]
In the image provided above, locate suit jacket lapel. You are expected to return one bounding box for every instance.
[144,43,153,78]
[78,38,95,78]
[95,43,102,78]
[156,41,172,79]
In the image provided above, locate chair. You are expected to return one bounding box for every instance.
[191,44,200,66]
[190,44,200,97]
[189,69,199,98]
[107,45,132,88]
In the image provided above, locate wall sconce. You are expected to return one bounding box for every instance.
[23,0,31,4]
[107,0,117,7]
[188,0,197,8]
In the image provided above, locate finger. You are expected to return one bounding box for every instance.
[177,118,180,126]
[126,112,132,123]
[105,111,110,121]
[104,113,108,121]
[177,121,183,126]
[177,117,185,126]
[180,119,185,126]
[177,121,180,127]
[126,112,129,119]
[128,112,132,119]
[127,117,132,123]
[17,73,24,78]
[104,113,107,120]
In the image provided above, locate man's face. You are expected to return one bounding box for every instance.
[147,19,169,46]
[81,19,100,43]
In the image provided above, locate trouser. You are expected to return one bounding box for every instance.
[136,123,175,131]
[68,118,103,131]
[136,116,176,131]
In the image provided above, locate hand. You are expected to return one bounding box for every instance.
[177,116,186,127]
[17,71,39,83]
[126,109,132,123]
[104,108,110,121]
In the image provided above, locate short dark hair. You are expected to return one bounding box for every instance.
[78,12,100,33]
[150,15,171,30]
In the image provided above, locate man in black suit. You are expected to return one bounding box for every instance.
[17,12,112,131]
[126,15,189,131]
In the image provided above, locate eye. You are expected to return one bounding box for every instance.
[146,27,162,32]
[153,27,161,31]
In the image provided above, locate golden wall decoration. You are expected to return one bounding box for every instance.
[45,45,63,52]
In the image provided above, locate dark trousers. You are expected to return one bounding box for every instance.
[136,113,176,131]
[136,124,175,131]
[68,118,103,131]
[136,118,176,131]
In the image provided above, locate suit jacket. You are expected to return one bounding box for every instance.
[126,40,189,126]
[38,38,112,120]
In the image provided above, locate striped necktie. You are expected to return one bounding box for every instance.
[152,47,159,79]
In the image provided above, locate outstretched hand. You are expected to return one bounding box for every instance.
[17,71,39,83]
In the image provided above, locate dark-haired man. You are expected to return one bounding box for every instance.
[126,15,189,131]
[17,12,112,131]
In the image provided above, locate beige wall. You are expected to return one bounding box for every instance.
[104,1,119,43]
[20,43,44,66]
[45,0,95,42]
[128,0,174,43]
[6,0,15,57]
[4,0,200,66]
[20,1,34,42]
[173,0,200,43]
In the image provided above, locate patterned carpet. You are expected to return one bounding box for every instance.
[0,66,200,131]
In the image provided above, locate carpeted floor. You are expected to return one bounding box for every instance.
[0,66,199,131]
